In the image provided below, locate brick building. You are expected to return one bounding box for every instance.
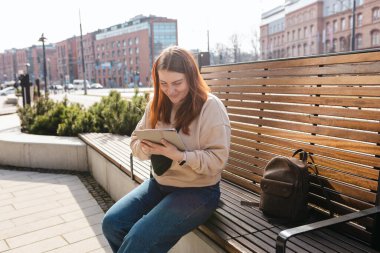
[0,53,4,83]
[2,49,17,82]
[28,45,58,85]
[94,15,177,87]
[0,14,177,86]
[56,37,78,84]
[260,0,380,60]
[76,31,98,83]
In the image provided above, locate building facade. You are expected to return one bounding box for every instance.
[2,49,17,83]
[260,0,380,60]
[93,15,177,88]
[56,37,78,84]
[76,31,98,83]
[0,14,177,87]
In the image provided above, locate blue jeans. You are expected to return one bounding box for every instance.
[102,178,220,253]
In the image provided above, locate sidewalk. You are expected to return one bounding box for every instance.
[0,96,18,116]
[0,167,113,253]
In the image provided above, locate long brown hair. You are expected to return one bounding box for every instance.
[149,46,210,134]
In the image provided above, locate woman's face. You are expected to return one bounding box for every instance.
[158,70,190,106]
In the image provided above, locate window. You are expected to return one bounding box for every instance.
[303,43,307,56]
[357,13,363,26]
[135,37,139,44]
[310,42,314,55]
[304,27,307,38]
[287,32,290,42]
[292,30,295,41]
[341,18,346,31]
[333,20,338,32]
[356,34,363,49]
[310,25,314,35]
[371,30,380,46]
[373,8,380,21]
[333,39,338,52]
[349,15,353,28]
[326,22,331,34]
[129,39,133,46]
[298,28,301,39]
[339,37,346,51]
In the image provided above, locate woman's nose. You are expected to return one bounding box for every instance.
[167,86,176,95]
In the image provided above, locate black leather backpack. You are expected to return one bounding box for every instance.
[259,149,311,223]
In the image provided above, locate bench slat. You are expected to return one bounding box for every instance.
[201,51,380,73]
[227,107,380,132]
[217,93,380,109]
[206,75,380,86]
[223,100,379,121]
[202,62,380,79]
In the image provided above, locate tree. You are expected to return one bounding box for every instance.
[230,33,242,63]
[250,30,260,61]
[212,43,232,65]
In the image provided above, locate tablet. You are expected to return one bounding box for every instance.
[134,128,186,150]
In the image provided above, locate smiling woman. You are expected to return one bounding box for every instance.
[102,46,231,253]
[158,70,189,106]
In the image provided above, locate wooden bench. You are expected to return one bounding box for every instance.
[80,49,380,253]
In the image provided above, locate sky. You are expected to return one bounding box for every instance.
[0,0,284,53]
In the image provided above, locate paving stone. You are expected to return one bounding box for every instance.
[0,216,64,240]
[62,223,103,243]
[4,236,68,253]
[0,239,9,251]
[46,234,108,253]
[0,166,114,252]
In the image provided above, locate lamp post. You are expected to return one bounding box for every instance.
[25,63,30,75]
[351,0,356,51]
[38,33,48,96]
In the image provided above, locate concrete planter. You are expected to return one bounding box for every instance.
[0,132,88,171]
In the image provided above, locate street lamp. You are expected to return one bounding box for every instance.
[25,63,30,75]
[38,33,48,96]
[351,0,356,51]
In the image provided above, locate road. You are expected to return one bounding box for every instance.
[49,87,152,108]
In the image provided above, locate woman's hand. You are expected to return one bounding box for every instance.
[140,139,183,161]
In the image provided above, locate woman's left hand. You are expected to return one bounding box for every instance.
[141,139,183,161]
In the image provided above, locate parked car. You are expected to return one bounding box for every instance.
[0,87,15,96]
[73,79,90,90]
[54,85,64,90]
[90,83,103,89]
[65,83,74,90]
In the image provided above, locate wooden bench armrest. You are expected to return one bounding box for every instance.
[276,205,380,253]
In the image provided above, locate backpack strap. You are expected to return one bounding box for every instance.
[292,148,308,162]
[308,154,334,218]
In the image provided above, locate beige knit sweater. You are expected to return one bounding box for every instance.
[130,93,231,187]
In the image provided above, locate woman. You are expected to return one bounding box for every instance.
[102,46,231,253]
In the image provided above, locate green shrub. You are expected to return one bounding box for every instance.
[17,90,148,137]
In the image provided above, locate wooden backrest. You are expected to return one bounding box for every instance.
[201,50,380,244]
